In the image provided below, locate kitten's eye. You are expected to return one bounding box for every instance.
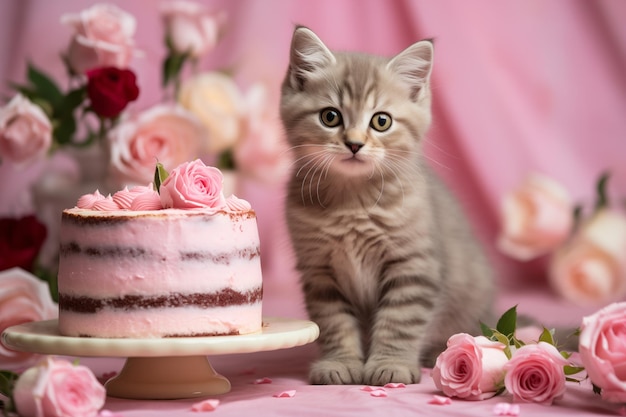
[370,112,392,132]
[320,108,343,128]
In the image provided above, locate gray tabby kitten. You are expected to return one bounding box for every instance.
[280,26,494,386]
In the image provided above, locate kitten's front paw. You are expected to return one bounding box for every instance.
[363,359,421,386]
[309,358,364,385]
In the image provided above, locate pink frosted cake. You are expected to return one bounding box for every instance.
[57,160,263,338]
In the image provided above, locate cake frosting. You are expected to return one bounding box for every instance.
[57,160,263,338]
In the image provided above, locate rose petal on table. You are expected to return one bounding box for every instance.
[369,390,388,398]
[428,395,452,405]
[384,383,406,389]
[252,377,273,384]
[273,390,296,398]
[493,403,520,416]
[191,399,220,412]
[360,386,386,392]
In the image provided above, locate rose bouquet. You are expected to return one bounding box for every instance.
[497,172,626,306]
[0,1,289,306]
[432,302,626,406]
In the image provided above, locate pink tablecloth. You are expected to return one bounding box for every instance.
[67,280,622,417]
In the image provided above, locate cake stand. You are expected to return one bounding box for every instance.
[2,317,319,400]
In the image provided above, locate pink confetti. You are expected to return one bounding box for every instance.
[384,383,406,389]
[252,377,273,384]
[191,399,220,412]
[369,390,388,398]
[273,390,296,398]
[360,386,386,392]
[428,395,452,405]
[493,403,520,416]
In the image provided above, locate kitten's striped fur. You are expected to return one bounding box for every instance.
[280,27,494,386]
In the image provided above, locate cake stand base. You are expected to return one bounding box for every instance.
[106,356,230,400]
[2,317,319,400]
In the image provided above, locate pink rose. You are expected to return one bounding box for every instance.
[503,342,568,405]
[497,174,573,261]
[235,84,290,183]
[160,1,226,58]
[549,209,626,305]
[431,333,509,400]
[160,159,227,210]
[61,4,136,74]
[107,104,205,187]
[13,357,106,417]
[0,94,52,165]
[578,302,626,403]
[0,268,57,371]
[178,72,245,154]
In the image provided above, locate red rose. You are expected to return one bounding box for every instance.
[0,215,47,272]
[86,67,139,118]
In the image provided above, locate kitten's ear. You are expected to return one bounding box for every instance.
[287,26,336,90]
[387,40,434,102]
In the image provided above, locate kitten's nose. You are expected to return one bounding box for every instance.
[345,141,364,154]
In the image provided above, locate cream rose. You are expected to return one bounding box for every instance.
[503,342,568,405]
[160,1,225,58]
[497,174,573,261]
[549,209,626,305]
[431,333,509,400]
[61,3,136,74]
[578,302,626,403]
[107,104,205,187]
[13,357,106,417]
[0,94,52,165]
[178,72,245,155]
[160,159,227,210]
[0,268,57,371]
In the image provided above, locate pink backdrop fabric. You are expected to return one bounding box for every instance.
[1,1,625,414]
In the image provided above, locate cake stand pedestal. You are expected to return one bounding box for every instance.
[2,317,319,400]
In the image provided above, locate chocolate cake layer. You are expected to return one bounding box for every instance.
[59,287,263,313]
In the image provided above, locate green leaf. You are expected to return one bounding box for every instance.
[594,171,610,211]
[154,162,169,193]
[27,62,63,107]
[0,370,18,398]
[538,327,555,346]
[479,321,494,338]
[496,305,518,338]
[564,366,585,376]
[162,51,189,89]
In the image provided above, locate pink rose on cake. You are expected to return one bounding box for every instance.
[578,302,626,403]
[160,159,227,210]
[107,104,205,187]
[431,333,509,400]
[61,3,136,74]
[13,356,106,417]
[0,268,57,371]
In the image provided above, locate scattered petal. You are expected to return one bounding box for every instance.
[252,377,273,384]
[98,411,124,417]
[493,403,520,416]
[428,395,452,405]
[273,390,296,398]
[384,383,406,389]
[360,386,386,392]
[238,368,257,375]
[370,390,388,398]
[191,399,220,412]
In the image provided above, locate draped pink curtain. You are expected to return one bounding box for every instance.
[1,0,625,294]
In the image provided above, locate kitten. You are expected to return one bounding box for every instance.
[280,26,494,386]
